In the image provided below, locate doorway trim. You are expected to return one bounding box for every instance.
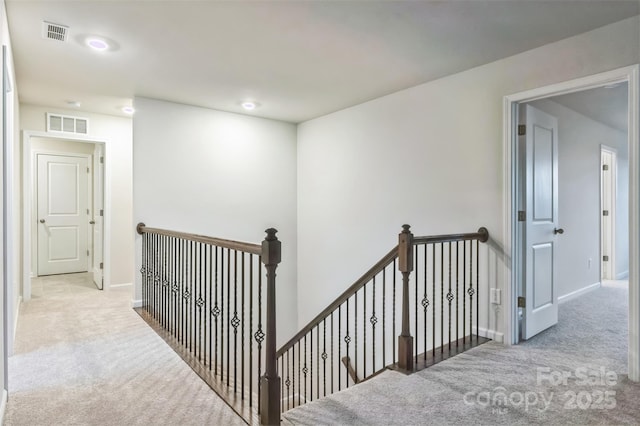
[22,131,111,301]
[502,65,640,380]
[600,145,618,280]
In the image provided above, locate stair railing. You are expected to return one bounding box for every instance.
[275,225,489,415]
[135,223,281,425]
[136,223,489,425]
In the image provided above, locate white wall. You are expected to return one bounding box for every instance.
[530,98,628,296]
[20,105,134,286]
[296,16,640,335]
[132,97,298,343]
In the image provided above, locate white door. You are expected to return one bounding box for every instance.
[601,147,616,280]
[92,145,104,289]
[521,104,561,339]
[37,154,89,275]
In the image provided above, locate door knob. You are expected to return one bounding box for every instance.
[39,219,45,224]
[89,221,96,225]
[554,228,564,235]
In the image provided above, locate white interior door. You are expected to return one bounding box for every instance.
[92,144,104,289]
[37,154,89,276]
[521,104,560,339]
[601,147,616,280]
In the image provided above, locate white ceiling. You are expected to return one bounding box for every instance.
[552,84,628,132]
[6,1,640,123]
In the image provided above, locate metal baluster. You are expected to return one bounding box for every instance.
[241,252,246,400]
[256,260,263,413]
[303,334,307,401]
[310,327,314,401]
[469,240,474,344]
[226,248,231,388]
[432,243,436,359]
[448,242,453,352]
[456,241,460,347]
[371,276,376,374]
[323,319,327,397]
[287,350,291,410]
[249,253,253,404]
[297,340,301,406]
[363,283,366,376]
[345,299,350,388]
[141,233,146,312]
[354,290,358,379]
[198,242,203,362]
[292,342,296,408]
[392,259,396,365]
[338,305,342,391]
[382,267,386,368]
[214,246,219,376]
[233,250,238,393]
[440,242,444,355]
[414,246,418,362]
[476,239,479,342]
[330,312,334,394]
[423,243,428,361]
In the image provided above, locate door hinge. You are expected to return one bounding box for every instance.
[517,297,526,308]
[87,208,90,215]
[603,164,609,171]
[100,209,104,217]
[87,249,90,256]
[518,211,526,222]
[603,210,609,216]
[100,262,103,270]
[100,156,104,164]
[518,124,526,136]
[603,255,609,262]
[87,167,90,173]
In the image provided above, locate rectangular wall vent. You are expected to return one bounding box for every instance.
[47,113,89,135]
[42,21,69,42]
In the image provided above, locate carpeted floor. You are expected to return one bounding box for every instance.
[282,281,640,425]
[4,273,244,426]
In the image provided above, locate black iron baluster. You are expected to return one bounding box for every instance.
[281,355,285,413]
[392,259,396,365]
[233,250,238,394]
[213,246,220,376]
[345,299,350,388]
[198,242,203,362]
[354,290,358,381]
[241,252,246,400]
[447,242,453,353]
[226,248,231,388]
[286,349,290,410]
[330,311,334,394]
[468,240,474,343]
[382,268,386,368]
[297,340,301,406]
[338,305,342,391]
[371,276,376,374]
[414,246,418,362]
[249,253,253,404]
[255,260,263,413]
[432,243,436,359]
[440,242,444,355]
[363,283,366,376]
[476,239,480,342]
[310,327,314,401]
[322,319,327,397]
[140,233,146,312]
[456,241,460,347]
[423,243,428,361]
[303,334,307,401]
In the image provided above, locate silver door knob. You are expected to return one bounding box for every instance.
[554,228,564,235]
[39,219,45,224]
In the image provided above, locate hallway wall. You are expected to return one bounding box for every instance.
[132,97,298,343]
[296,16,640,337]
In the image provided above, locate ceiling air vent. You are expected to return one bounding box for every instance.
[47,113,89,135]
[42,21,69,42]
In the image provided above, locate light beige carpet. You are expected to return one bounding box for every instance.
[4,273,245,426]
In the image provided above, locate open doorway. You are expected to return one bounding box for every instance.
[503,65,640,381]
[22,132,109,301]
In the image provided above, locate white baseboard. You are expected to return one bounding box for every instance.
[558,281,601,304]
[110,282,133,289]
[478,327,504,343]
[616,270,629,280]
[131,299,142,308]
[0,389,7,424]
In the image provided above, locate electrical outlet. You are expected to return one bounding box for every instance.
[490,288,501,305]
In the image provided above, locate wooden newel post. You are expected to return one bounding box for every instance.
[397,224,414,371]
[260,228,281,425]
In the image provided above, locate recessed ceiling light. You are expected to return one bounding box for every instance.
[122,106,135,114]
[241,101,259,111]
[86,37,109,51]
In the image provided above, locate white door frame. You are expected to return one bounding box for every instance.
[600,145,618,280]
[22,131,112,301]
[502,65,640,380]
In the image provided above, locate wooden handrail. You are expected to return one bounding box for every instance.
[276,245,399,357]
[412,227,489,245]
[276,226,489,358]
[136,222,262,255]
